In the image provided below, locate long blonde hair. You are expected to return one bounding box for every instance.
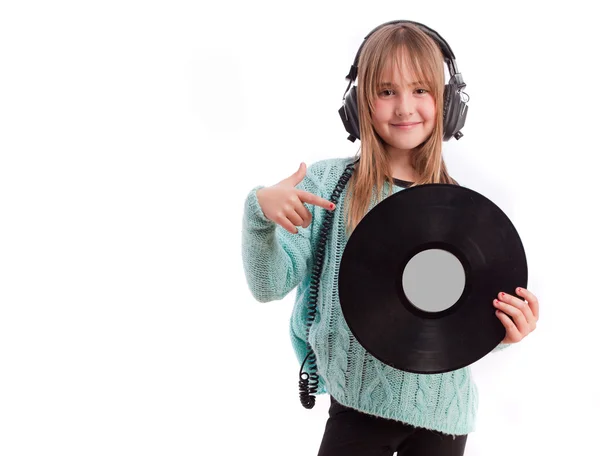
[344,22,459,236]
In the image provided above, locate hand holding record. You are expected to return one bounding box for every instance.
[256,162,336,234]
[493,287,539,344]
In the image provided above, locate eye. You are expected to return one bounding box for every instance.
[415,88,429,95]
[378,89,395,97]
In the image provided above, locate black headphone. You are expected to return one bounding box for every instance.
[339,20,469,143]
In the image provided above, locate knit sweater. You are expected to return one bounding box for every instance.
[241,156,509,436]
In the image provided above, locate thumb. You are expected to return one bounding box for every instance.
[281,162,306,186]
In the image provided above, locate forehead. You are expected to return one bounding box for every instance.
[378,51,421,86]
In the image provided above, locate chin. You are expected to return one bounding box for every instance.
[386,139,425,151]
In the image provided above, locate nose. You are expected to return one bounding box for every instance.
[394,91,415,117]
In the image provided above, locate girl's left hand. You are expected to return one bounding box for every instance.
[493,287,539,344]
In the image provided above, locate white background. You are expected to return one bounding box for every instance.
[1,1,599,455]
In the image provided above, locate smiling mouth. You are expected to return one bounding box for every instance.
[391,122,422,129]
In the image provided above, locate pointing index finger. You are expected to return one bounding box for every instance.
[297,189,336,210]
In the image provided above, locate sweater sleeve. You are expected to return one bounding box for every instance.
[491,342,511,353]
[241,164,324,303]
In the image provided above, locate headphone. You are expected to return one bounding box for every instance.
[339,20,469,143]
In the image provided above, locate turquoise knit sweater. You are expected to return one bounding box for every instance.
[241,156,509,436]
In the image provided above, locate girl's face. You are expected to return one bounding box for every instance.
[371,60,436,154]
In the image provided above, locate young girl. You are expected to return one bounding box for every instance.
[241,20,539,456]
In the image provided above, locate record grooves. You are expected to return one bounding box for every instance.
[338,183,527,374]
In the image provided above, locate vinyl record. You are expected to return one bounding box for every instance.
[338,183,527,374]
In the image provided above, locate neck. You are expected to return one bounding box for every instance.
[387,148,417,182]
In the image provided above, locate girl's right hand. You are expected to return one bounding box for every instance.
[256,162,336,234]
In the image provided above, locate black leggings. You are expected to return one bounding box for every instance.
[317,396,468,456]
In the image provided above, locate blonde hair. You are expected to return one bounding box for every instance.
[344,22,459,237]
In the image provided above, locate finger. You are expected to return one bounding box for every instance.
[493,299,529,335]
[283,206,305,228]
[496,311,521,343]
[499,292,535,326]
[276,215,300,234]
[519,299,537,330]
[293,200,312,228]
[297,189,335,211]
[517,287,539,320]
[280,162,307,187]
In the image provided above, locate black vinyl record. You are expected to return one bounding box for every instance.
[338,183,527,374]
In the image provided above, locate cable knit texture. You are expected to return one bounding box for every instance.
[241,156,510,437]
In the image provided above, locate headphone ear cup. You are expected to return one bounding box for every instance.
[339,85,360,141]
[442,74,470,141]
[443,82,464,141]
[442,83,453,141]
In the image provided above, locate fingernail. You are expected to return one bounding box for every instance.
[330,203,335,209]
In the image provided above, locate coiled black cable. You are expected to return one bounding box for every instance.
[299,159,358,409]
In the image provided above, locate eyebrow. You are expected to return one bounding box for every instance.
[378,81,424,87]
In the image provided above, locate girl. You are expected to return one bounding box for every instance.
[241,20,539,456]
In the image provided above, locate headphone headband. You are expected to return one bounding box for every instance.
[345,20,461,87]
